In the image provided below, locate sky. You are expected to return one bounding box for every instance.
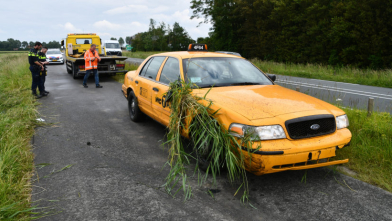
[0,0,211,43]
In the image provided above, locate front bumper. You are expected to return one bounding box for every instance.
[241,128,352,175]
[48,60,64,64]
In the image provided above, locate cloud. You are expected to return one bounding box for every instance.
[104,4,169,15]
[93,20,122,30]
[59,22,82,33]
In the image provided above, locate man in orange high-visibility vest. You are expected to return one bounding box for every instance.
[83,44,103,88]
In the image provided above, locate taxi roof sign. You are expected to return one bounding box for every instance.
[188,44,208,52]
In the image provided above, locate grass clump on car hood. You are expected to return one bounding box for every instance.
[164,80,260,203]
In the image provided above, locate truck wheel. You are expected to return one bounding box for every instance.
[66,62,72,74]
[72,64,78,79]
[128,91,145,122]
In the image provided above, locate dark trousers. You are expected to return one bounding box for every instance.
[40,71,46,92]
[30,66,44,94]
[83,69,99,86]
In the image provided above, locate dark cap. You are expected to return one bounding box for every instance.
[35,42,42,46]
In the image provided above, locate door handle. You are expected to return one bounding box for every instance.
[135,80,139,84]
[153,87,159,92]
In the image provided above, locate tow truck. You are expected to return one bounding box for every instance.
[61,33,128,79]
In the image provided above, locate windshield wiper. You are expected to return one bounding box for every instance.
[229,82,263,86]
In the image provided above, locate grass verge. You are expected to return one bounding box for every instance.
[122,51,168,59]
[111,63,139,84]
[251,59,392,88]
[336,108,392,192]
[0,53,38,220]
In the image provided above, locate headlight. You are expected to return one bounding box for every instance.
[229,123,286,141]
[336,115,349,129]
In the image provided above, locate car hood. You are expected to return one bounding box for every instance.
[47,54,62,57]
[193,85,340,121]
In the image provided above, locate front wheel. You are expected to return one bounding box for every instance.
[72,64,78,79]
[128,91,145,122]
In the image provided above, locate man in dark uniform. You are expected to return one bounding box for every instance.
[38,47,50,95]
[28,42,45,98]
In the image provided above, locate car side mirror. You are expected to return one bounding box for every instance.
[267,73,276,82]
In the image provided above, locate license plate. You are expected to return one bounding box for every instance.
[53,60,57,61]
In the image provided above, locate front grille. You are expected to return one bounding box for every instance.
[106,51,122,56]
[285,114,336,139]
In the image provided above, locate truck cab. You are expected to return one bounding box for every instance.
[103,40,122,56]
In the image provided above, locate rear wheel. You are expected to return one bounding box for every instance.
[128,91,145,122]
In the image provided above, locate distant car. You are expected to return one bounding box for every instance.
[46,49,64,64]
[215,51,242,57]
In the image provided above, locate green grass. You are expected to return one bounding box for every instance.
[111,63,139,84]
[0,53,39,220]
[122,51,168,59]
[251,59,392,88]
[336,108,392,192]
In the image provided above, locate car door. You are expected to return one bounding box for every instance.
[135,56,166,118]
[151,57,181,126]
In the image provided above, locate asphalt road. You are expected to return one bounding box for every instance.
[275,75,392,113]
[32,63,392,220]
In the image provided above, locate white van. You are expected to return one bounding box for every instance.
[103,40,122,56]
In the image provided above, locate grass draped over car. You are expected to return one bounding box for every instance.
[163,80,260,203]
[0,53,40,220]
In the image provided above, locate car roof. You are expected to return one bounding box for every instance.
[148,51,244,60]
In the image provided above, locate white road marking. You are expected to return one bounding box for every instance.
[276,80,392,101]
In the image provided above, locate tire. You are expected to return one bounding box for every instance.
[72,64,77,79]
[66,62,72,74]
[191,120,223,172]
[128,91,145,122]
[192,136,213,172]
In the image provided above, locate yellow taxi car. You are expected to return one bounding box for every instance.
[121,44,352,175]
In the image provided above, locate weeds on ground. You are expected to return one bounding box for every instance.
[164,80,260,203]
[0,53,39,220]
[122,51,168,60]
[336,108,392,192]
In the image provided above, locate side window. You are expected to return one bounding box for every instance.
[159,57,180,84]
[144,56,166,80]
[139,58,153,76]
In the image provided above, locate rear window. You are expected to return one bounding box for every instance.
[144,57,166,80]
[76,39,92,44]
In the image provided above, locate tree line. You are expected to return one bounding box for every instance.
[0,38,61,51]
[191,0,392,69]
[127,19,195,52]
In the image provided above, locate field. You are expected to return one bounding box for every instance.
[0,53,38,219]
